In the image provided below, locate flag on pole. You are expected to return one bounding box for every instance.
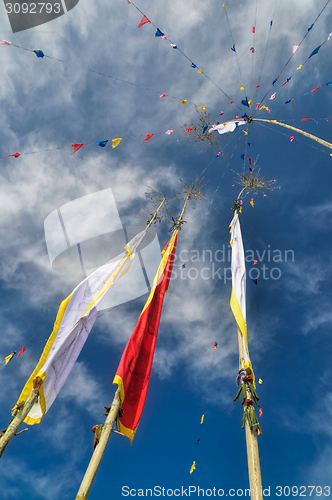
[15,230,147,425]
[229,214,255,386]
[113,231,178,443]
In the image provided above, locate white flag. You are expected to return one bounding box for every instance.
[16,230,146,424]
[229,214,254,384]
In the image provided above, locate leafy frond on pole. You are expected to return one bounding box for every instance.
[232,163,279,212]
[182,106,221,151]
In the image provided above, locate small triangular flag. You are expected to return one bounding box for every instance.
[33,49,44,58]
[16,346,25,358]
[137,15,151,28]
[70,143,84,155]
[112,138,122,148]
[96,140,108,147]
[143,133,154,141]
[155,28,164,37]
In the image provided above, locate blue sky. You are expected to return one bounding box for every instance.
[1,0,332,498]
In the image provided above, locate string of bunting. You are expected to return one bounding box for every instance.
[0,128,188,160]
[126,0,240,108]
[253,0,331,115]
[256,77,332,116]
[0,40,223,115]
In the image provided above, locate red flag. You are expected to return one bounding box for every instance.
[138,15,151,28]
[252,27,255,33]
[70,143,84,155]
[143,133,154,141]
[311,86,321,93]
[8,152,20,158]
[185,127,192,133]
[16,346,25,358]
[113,231,178,443]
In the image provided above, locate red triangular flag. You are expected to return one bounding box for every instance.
[185,127,192,133]
[8,152,20,158]
[138,14,151,28]
[143,133,154,141]
[70,143,84,155]
[16,346,25,358]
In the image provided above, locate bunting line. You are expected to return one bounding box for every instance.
[252,0,331,116]
[1,42,222,115]
[127,0,240,107]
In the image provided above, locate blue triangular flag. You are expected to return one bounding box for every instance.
[155,28,164,37]
[241,98,249,107]
[33,49,44,58]
[249,167,252,171]
[309,45,321,58]
[231,44,236,52]
[96,140,108,147]
[270,20,273,26]
[315,119,318,124]
[242,113,249,119]
[248,142,251,146]
[272,78,277,85]
[285,100,291,104]
[202,125,208,134]
[191,63,197,68]
[240,154,245,160]
[326,81,332,86]
[308,23,314,32]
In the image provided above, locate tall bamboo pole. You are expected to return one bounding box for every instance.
[75,390,121,500]
[75,191,193,499]
[0,378,42,458]
[251,118,332,150]
[237,327,263,500]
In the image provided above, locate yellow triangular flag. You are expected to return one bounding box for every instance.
[297,65,303,71]
[259,378,263,384]
[248,99,252,106]
[112,138,122,149]
[181,100,187,105]
[190,461,196,474]
[4,352,15,365]
[200,106,205,110]
[222,2,225,7]
[200,414,204,424]
[198,69,203,74]
[243,131,248,135]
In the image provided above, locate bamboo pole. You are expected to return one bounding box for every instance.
[237,327,263,500]
[75,390,121,500]
[251,118,332,150]
[146,197,166,230]
[0,378,42,458]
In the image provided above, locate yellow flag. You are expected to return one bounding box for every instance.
[200,106,205,110]
[181,100,187,105]
[190,461,196,474]
[297,65,303,71]
[200,414,204,424]
[198,69,203,74]
[4,352,15,365]
[112,138,122,149]
[222,2,225,7]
